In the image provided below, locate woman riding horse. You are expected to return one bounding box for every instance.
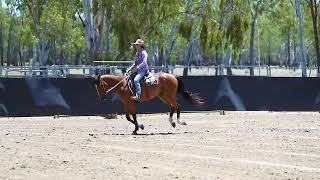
[129,39,148,101]
[94,39,204,135]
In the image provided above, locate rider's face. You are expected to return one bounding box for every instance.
[135,44,142,50]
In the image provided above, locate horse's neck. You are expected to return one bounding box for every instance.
[102,75,124,87]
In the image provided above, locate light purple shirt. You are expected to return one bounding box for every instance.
[134,49,148,71]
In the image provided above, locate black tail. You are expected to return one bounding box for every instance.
[177,77,205,107]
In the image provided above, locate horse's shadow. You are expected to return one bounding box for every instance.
[103,131,194,136]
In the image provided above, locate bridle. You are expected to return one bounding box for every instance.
[95,80,109,97]
[96,73,131,97]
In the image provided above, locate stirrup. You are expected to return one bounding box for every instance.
[131,96,140,101]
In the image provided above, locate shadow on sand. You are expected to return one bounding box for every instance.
[102,131,194,136]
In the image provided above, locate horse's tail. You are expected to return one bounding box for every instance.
[177,77,205,107]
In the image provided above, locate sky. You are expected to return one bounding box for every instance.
[1,0,6,8]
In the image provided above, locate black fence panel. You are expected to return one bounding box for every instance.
[0,76,319,117]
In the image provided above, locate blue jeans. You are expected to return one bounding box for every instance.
[134,70,147,97]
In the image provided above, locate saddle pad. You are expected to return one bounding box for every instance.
[144,73,158,86]
[127,73,158,92]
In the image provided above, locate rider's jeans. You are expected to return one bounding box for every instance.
[134,70,147,97]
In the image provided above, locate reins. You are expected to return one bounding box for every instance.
[102,71,132,95]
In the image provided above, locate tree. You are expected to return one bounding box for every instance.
[198,0,249,75]
[267,0,296,66]
[0,0,317,73]
[0,20,3,66]
[247,0,278,75]
[290,0,307,77]
[308,0,320,76]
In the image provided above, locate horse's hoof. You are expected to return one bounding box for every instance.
[132,131,138,135]
[171,122,176,128]
[139,124,144,130]
[179,122,187,126]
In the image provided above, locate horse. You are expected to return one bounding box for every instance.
[94,72,204,135]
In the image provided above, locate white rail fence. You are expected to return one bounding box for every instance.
[0,65,318,78]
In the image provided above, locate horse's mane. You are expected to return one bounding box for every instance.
[100,74,127,85]
[101,74,124,80]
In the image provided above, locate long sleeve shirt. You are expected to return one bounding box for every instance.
[134,48,149,71]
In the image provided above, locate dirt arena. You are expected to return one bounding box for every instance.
[0,112,319,180]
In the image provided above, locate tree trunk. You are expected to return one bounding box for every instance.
[215,52,219,75]
[306,52,310,67]
[183,0,192,76]
[277,45,282,65]
[167,38,176,66]
[226,47,232,75]
[267,39,271,66]
[18,42,23,66]
[295,0,307,77]
[152,44,159,68]
[93,10,104,60]
[158,47,166,67]
[59,49,65,65]
[238,44,244,66]
[105,12,111,56]
[74,46,81,65]
[39,29,48,65]
[13,45,18,66]
[249,12,256,75]
[309,0,320,76]
[53,35,57,64]
[166,23,177,66]
[293,38,297,65]
[257,19,261,67]
[83,0,94,63]
[7,19,14,66]
[287,29,291,66]
[183,37,194,76]
[0,21,3,66]
[82,0,105,63]
[32,46,37,66]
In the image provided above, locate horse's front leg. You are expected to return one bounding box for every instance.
[132,114,144,134]
[125,114,144,135]
[123,101,143,134]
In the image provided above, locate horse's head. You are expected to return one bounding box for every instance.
[94,74,108,99]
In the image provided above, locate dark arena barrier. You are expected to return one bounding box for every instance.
[0,76,320,116]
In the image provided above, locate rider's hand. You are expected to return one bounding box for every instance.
[132,67,138,73]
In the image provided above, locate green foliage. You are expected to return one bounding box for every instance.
[0,0,318,66]
[226,12,249,51]
[200,17,208,52]
[178,20,193,40]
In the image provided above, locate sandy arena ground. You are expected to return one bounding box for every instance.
[0,112,319,180]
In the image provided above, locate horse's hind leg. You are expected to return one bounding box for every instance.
[159,97,176,128]
[169,106,176,128]
[176,103,187,125]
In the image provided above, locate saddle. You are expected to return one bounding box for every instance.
[127,71,158,94]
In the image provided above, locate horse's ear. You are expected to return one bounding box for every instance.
[94,74,101,85]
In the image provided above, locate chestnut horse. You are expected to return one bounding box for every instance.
[94,72,204,134]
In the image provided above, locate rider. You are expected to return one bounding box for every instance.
[130,39,149,101]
